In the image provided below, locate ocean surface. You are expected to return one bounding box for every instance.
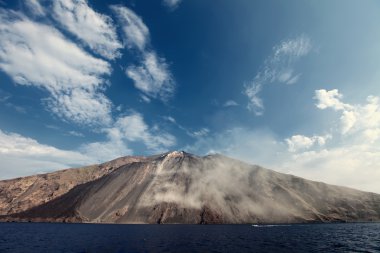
[0,222,379,252]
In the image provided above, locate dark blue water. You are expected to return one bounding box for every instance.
[0,223,379,253]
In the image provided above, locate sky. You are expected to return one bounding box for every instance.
[1,0,380,193]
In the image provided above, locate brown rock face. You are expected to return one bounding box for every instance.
[1,151,380,224]
[0,156,145,216]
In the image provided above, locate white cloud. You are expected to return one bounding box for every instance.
[285,74,301,85]
[187,89,380,193]
[185,128,286,167]
[140,94,151,103]
[277,70,301,85]
[162,0,182,10]
[244,35,312,115]
[0,9,112,126]
[314,89,380,140]
[81,113,176,162]
[0,5,178,173]
[0,129,95,179]
[110,5,149,51]
[50,0,122,59]
[314,89,349,111]
[245,82,264,115]
[282,145,380,194]
[47,88,112,126]
[112,5,175,101]
[163,116,176,123]
[285,134,331,152]
[164,115,210,139]
[67,130,84,137]
[0,112,177,178]
[114,113,176,150]
[80,136,132,163]
[126,52,175,101]
[186,125,380,193]
[223,100,239,107]
[25,0,45,16]
[272,35,312,59]
[190,128,210,138]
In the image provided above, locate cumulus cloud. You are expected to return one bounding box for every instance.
[285,134,331,152]
[314,89,380,140]
[111,5,175,101]
[244,35,312,115]
[0,9,112,126]
[50,0,122,59]
[0,129,95,179]
[314,89,350,111]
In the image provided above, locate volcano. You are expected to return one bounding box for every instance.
[1,151,380,224]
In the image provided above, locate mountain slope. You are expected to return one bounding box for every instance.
[0,156,144,216]
[1,151,380,224]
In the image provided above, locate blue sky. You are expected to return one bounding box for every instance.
[1,0,380,193]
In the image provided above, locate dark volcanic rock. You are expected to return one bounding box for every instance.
[1,151,380,224]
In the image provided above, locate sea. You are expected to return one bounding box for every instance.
[0,222,379,253]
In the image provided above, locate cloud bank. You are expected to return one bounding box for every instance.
[0,130,95,179]
[187,89,380,193]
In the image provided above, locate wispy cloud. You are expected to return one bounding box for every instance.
[244,35,312,115]
[190,128,210,138]
[24,0,45,16]
[223,100,239,107]
[110,5,149,51]
[66,130,84,137]
[126,52,175,101]
[163,115,210,139]
[5,102,27,114]
[111,5,175,101]
[0,91,26,113]
[162,0,182,10]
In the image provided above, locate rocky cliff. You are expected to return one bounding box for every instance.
[1,151,380,224]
